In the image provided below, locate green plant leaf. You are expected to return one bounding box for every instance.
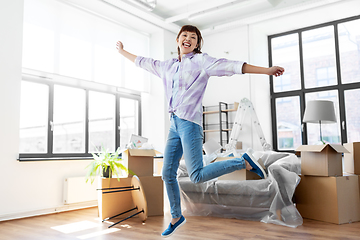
[85,145,132,184]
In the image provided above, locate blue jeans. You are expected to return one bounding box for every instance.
[162,114,246,218]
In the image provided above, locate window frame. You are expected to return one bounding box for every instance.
[18,71,142,161]
[269,15,360,152]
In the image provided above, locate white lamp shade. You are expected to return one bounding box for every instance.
[303,100,336,124]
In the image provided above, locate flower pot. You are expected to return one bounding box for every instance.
[102,166,112,178]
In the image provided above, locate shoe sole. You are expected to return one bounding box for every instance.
[161,219,186,238]
[245,152,267,179]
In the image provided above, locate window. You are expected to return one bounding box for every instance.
[271,33,301,93]
[19,0,144,160]
[302,26,338,89]
[19,81,49,153]
[275,96,302,150]
[269,16,360,151]
[19,79,141,159]
[88,91,116,153]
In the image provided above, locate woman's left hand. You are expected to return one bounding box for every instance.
[268,66,285,77]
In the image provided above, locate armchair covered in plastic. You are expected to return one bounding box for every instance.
[178,151,303,228]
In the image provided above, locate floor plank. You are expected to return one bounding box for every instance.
[0,207,359,240]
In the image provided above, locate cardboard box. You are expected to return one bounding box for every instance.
[236,141,242,150]
[295,175,360,224]
[139,176,164,216]
[296,144,348,176]
[123,149,156,177]
[344,142,360,175]
[98,176,163,220]
[98,177,133,220]
[215,157,261,181]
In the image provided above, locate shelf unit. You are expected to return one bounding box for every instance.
[202,102,239,148]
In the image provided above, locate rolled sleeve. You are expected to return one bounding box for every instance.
[234,61,246,75]
[134,56,163,78]
[134,56,143,67]
[202,53,246,77]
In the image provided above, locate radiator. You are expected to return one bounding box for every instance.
[64,177,98,204]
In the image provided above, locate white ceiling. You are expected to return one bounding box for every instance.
[66,0,346,35]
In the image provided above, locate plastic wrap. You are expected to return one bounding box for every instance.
[178,151,303,227]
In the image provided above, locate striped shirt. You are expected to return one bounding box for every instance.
[135,52,245,126]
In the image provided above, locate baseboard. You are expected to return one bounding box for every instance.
[0,200,98,222]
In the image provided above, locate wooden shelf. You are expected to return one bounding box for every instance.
[203,129,218,133]
[203,109,237,114]
[222,108,237,112]
[203,102,238,114]
[203,110,220,114]
[203,129,232,133]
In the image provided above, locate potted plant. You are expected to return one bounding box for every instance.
[85,146,133,184]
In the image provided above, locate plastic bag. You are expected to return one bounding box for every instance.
[178,151,303,227]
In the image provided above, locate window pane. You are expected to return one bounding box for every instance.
[19,81,49,153]
[305,90,341,144]
[271,33,301,92]
[89,91,116,152]
[345,89,360,142]
[53,85,85,153]
[338,19,360,84]
[119,98,139,149]
[276,96,302,150]
[303,26,337,88]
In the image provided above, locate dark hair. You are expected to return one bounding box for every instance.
[176,25,203,55]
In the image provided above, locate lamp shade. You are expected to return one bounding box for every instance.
[303,100,336,124]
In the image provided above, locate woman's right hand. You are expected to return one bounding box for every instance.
[115,41,137,63]
[116,41,124,53]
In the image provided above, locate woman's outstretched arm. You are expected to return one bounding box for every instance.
[242,63,284,77]
[116,41,137,63]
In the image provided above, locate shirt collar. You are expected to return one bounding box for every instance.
[178,51,196,62]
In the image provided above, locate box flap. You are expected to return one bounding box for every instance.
[328,144,349,153]
[296,144,349,153]
[127,149,156,157]
[296,144,327,152]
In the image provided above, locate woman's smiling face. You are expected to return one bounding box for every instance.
[177,31,198,55]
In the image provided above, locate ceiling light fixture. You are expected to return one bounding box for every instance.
[104,0,157,12]
[267,0,283,7]
[188,1,237,22]
[128,0,156,11]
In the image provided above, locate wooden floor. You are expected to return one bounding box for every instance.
[1,207,360,240]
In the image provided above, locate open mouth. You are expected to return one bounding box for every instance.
[183,42,191,48]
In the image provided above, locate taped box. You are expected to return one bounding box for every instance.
[295,174,360,224]
[296,144,348,177]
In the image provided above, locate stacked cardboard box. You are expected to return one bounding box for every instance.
[295,144,360,224]
[99,149,163,220]
[344,142,360,209]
